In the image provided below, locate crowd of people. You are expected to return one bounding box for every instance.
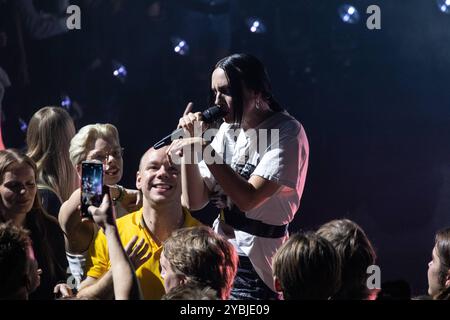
[1,52,449,301]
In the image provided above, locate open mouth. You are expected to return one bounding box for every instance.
[105,168,120,176]
[151,183,173,191]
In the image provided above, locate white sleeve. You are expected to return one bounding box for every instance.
[198,160,215,192]
[252,124,307,190]
[198,124,226,192]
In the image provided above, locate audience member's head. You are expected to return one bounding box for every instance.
[161,226,238,300]
[69,123,123,185]
[317,219,376,300]
[161,281,218,300]
[272,231,341,300]
[0,149,40,221]
[137,147,181,206]
[0,149,62,286]
[0,222,40,299]
[428,227,450,300]
[27,106,77,202]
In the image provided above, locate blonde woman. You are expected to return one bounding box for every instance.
[59,123,142,287]
[26,107,78,217]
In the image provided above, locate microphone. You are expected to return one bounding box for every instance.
[153,105,227,149]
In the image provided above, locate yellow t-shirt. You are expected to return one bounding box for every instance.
[85,207,202,300]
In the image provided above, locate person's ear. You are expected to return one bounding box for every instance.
[445,269,450,288]
[179,274,188,286]
[136,171,141,190]
[75,164,82,178]
[273,276,282,293]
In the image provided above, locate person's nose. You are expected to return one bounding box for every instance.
[156,165,169,179]
[214,92,222,105]
[104,153,116,167]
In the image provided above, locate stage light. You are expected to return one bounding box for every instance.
[338,4,360,24]
[246,18,266,33]
[61,95,71,110]
[18,118,27,132]
[112,61,127,82]
[437,0,450,13]
[172,38,189,56]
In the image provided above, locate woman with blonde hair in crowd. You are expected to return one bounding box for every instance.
[59,123,141,288]
[0,149,67,299]
[26,106,78,217]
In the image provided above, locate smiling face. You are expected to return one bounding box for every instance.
[0,163,37,217]
[85,138,123,186]
[136,147,181,205]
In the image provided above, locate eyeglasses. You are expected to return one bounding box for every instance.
[88,147,124,163]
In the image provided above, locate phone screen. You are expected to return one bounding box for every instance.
[81,160,103,218]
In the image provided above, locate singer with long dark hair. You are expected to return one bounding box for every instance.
[167,53,309,300]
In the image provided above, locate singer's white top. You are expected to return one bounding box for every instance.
[198,111,309,291]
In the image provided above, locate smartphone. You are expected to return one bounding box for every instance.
[80,160,103,218]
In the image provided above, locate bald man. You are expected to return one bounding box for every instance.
[78,147,202,300]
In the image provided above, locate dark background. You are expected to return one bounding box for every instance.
[1,0,450,296]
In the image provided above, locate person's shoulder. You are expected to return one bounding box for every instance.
[267,111,303,136]
[116,209,142,235]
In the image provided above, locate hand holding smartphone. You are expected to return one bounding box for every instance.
[81,160,104,219]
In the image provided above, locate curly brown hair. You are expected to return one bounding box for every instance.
[163,226,238,300]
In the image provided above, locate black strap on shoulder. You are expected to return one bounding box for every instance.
[221,207,288,238]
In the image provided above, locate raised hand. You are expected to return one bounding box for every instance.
[124,236,151,270]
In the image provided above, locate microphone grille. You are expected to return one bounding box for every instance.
[202,105,227,123]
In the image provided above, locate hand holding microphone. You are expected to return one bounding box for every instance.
[153,102,227,149]
[178,102,203,138]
